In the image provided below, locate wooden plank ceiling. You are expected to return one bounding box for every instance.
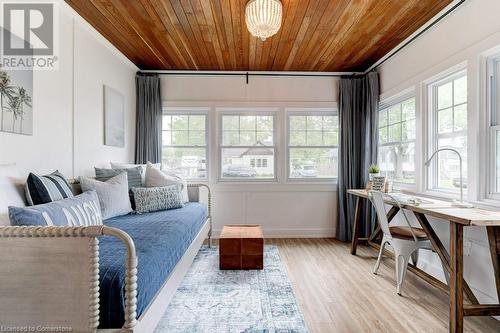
[65,0,452,72]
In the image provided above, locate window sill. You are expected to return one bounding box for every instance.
[390,182,417,192]
[470,198,500,210]
[212,182,338,192]
[286,178,338,185]
[397,189,460,203]
[186,179,209,184]
[393,190,500,210]
[217,179,278,184]
[419,188,461,199]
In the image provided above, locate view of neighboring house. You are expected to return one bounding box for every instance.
[238,142,274,177]
[181,156,206,178]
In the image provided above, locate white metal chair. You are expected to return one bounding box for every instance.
[368,191,433,295]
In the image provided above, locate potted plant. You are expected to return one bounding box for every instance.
[368,164,380,181]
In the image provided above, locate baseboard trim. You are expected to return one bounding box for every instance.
[212,228,336,238]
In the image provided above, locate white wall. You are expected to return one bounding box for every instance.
[379,0,500,306]
[0,1,137,178]
[162,75,339,237]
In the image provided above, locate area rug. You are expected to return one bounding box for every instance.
[154,245,308,333]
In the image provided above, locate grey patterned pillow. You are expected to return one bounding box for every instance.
[131,185,184,214]
[95,167,142,189]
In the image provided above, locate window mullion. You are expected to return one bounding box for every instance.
[452,81,456,133]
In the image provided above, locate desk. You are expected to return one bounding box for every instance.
[348,189,500,333]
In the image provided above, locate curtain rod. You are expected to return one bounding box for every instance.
[138,71,361,78]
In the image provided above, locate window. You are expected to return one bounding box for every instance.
[378,97,416,184]
[488,55,500,197]
[287,113,338,180]
[428,71,467,192]
[220,113,276,180]
[162,113,207,179]
[495,130,500,191]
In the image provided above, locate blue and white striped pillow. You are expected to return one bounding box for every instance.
[24,171,74,206]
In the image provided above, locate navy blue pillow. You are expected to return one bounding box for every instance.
[24,171,74,206]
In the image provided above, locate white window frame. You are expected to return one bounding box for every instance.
[487,126,500,200]
[487,55,500,200]
[286,109,338,183]
[218,109,278,183]
[162,107,209,181]
[426,68,468,195]
[378,92,417,189]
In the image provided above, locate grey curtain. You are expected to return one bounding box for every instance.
[135,73,162,164]
[336,72,379,241]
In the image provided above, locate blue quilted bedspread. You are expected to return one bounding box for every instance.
[98,202,208,328]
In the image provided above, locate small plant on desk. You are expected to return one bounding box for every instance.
[368,164,380,181]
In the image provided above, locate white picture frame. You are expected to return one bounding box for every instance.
[103,85,125,147]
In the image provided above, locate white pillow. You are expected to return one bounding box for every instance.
[110,162,161,185]
[80,172,132,220]
[0,163,26,226]
[145,162,189,203]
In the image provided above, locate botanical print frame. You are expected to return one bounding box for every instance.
[103,84,125,148]
[0,67,33,136]
[0,26,34,136]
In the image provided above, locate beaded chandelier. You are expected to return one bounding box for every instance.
[245,0,283,41]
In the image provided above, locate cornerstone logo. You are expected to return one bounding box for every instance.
[1,0,59,70]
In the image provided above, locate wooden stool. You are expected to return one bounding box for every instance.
[219,224,263,270]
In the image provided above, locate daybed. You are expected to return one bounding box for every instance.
[0,166,212,333]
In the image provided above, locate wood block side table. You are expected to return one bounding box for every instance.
[219,224,263,270]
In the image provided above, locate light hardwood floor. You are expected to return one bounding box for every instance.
[267,238,500,333]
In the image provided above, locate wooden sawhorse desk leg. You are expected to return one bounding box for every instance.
[350,197,363,255]
[351,197,399,255]
[449,222,464,333]
[415,213,478,305]
[486,226,500,303]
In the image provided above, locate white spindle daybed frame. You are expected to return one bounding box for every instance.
[0,184,212,333]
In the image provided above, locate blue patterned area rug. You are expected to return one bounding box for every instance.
[154,245,308,333]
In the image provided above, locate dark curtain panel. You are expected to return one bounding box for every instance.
[135,73,162,164]
[336,72,379,241]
